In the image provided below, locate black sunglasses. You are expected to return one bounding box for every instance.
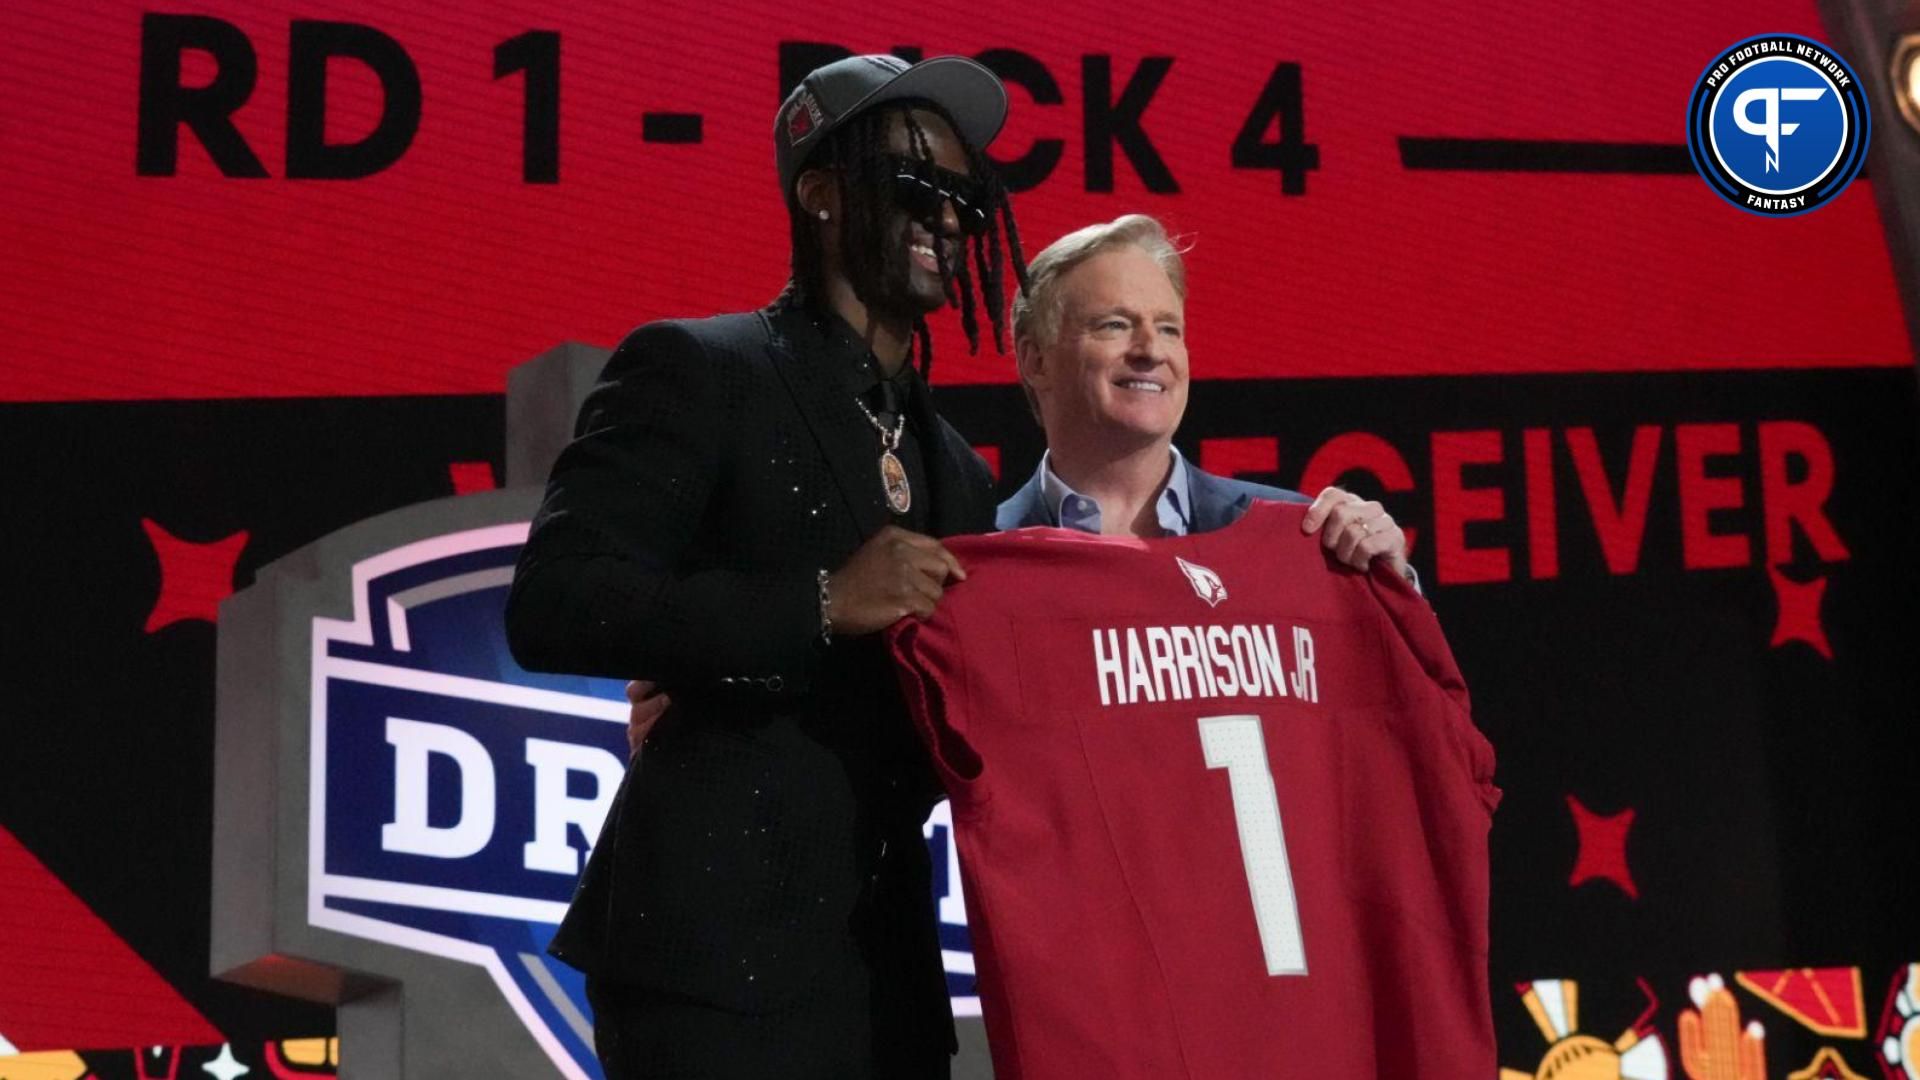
[883,154,992,236]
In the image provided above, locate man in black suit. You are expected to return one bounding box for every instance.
[506,54,1028,1079]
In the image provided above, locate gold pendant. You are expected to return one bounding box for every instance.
[879,450,912,515]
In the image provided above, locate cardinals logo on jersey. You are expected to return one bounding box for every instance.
[1176,556,1228,607]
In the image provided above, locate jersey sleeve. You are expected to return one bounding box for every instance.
[888,615,985,803]
[1366,560,1501,814]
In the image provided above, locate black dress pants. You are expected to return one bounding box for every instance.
[587,929,950,1080]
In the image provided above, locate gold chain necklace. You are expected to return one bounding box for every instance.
[852,396,912,515]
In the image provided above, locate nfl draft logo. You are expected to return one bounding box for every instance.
[1687,34,1870,216]
[308,522,629,1079]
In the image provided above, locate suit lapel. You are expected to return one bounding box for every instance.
[1185,461,1254,533]
[761,306,891,539]
[903,369,982,538]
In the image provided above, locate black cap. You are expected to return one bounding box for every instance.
[774,54,1008,205]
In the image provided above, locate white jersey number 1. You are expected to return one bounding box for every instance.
[1198,714,1307,976]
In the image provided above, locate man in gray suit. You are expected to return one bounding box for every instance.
[997,212,1415,565]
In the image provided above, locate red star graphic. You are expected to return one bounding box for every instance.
[448,461,498,494]
[1768,567,1832,660]
[141,518,248,633]
[1566,794,1638,900]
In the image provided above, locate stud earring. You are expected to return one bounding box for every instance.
[817,209,830,221]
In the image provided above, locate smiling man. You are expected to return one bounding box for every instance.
[999,213,1414,571]
[507,55,1027,1080]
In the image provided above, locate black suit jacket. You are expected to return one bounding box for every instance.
[506,295,995,1033]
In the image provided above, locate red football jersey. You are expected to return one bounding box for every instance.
[889,500,1500,1079]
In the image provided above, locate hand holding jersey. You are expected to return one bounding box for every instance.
[623,525,967,753]
[1301,487,1412,581]
[825,524,969,635]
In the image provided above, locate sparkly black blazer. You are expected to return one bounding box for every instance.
[506,294,995,1025]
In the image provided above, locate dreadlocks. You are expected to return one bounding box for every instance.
[788,101,1031,381]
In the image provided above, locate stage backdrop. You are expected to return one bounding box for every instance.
[2,0,1917,1078]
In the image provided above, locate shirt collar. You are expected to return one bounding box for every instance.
[811,305,919,400]
[1040,446,1192,536]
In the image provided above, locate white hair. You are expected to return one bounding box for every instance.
[1011,213,1188,349]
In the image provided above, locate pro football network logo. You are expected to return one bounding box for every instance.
[1687,34,1870,217]
[1176,556,1229,607]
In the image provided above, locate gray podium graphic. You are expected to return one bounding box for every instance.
[211,343,993,1078]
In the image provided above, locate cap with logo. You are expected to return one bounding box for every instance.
[774,54,1008,206]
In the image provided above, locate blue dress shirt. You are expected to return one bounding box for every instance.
[1039,447,1195,536]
